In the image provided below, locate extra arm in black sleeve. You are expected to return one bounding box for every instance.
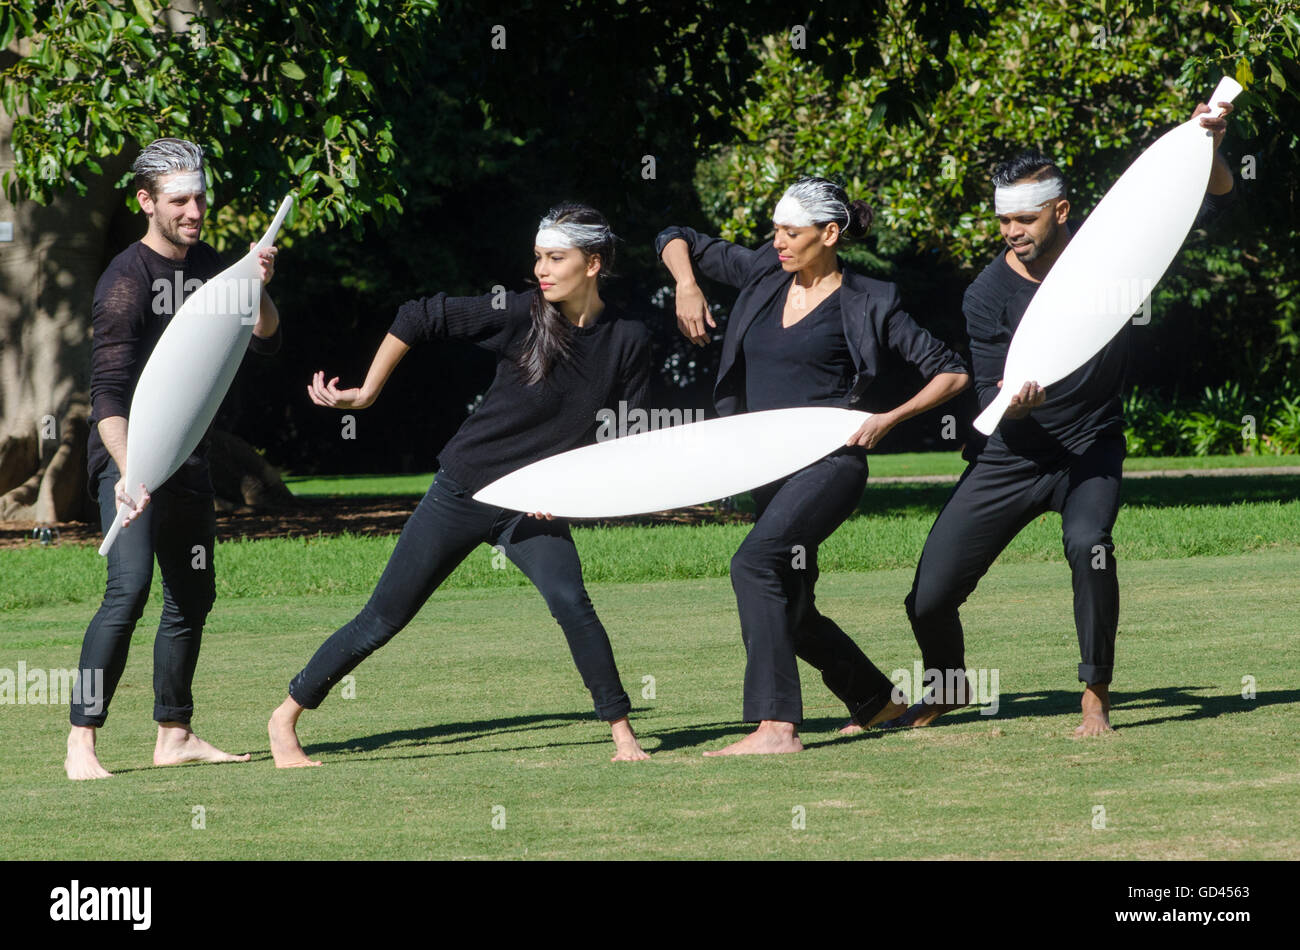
[89,271,152,423]
[882,284,970,381]
[617,322,653,416]
[963,285,1010,412]
[388,290,528,351]
[654,225,767,290]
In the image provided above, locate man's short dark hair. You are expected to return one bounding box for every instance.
[991,149,1068,195]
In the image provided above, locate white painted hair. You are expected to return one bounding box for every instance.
[132,138,205,196]
[994,178,1065,215]
[772,177,850,229]
[534,214,613,250]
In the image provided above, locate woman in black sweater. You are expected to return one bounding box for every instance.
[269,204,651,765]
[658,177,970,755]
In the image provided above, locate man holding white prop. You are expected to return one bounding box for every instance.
[66,139,282,779]
[891,100,1234,737]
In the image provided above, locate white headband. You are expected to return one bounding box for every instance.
[772,194,816,227]
[160,170,205,196]
[994,179,1064,215]
[535,219,610,250]
[534,227,576,248]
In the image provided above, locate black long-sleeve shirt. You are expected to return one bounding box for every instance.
[87,240,282,491]
[965,188,1236,466]
[388,289,652,492]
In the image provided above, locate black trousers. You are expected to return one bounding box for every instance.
[730,450,896,724]
[71,461,217,727]
[289,471,632,721]
[905,434,1124,686]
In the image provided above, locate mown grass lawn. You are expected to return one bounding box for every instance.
[6,473,1300,611]
[279,452,1300,496]
[2,549,1296,860]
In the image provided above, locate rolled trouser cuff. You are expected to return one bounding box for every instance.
[154,703,193,725]
[846,681,902,726]
[1079,664,1112,685]
[742,698,803,725]
[594,693,632,722]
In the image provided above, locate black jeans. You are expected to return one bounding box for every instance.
[289,472,632,721]
[730,450,896,724]
[905,434,1124,686]
[70,461,217,727]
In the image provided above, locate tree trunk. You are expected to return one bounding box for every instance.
[0,84,128,523]
[1,4,294,528]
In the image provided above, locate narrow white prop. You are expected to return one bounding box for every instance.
[473,407,871,518]
[973,78,1242,436]
[98,194,294,556]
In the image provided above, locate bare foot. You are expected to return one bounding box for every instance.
[1073,683,1114,737]
[268,697,322,768]
[153,721,251,766]
[65,725,112,780]
[838,697,910,736]
[877,674,974,729]
[704,720,802,756]
[609,716,650,762]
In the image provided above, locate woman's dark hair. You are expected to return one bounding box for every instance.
[780,176,874,241]
[518,202,616,384]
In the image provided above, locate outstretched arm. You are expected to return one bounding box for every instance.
[846,371,969,449]
[307,333,410,410]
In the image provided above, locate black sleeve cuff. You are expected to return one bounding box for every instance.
[655,226,691,259]
[250,323,283,355]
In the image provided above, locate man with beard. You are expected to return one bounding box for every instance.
[65,138,282,778]
[884,102,1234,736]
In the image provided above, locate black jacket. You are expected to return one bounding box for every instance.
[656,226,968,416]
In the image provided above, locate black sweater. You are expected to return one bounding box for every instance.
[87,240,282,491]
[965,188,1237,466]
[388,290,651,492]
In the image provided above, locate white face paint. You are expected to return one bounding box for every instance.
[159,170,206,196]
[994,179,1064,215]
[772,194,816,228]
[534,227,577,249]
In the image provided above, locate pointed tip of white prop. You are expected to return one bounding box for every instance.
[1207,77,1244,116]
[255,193,295,251]
[98,506,128,557]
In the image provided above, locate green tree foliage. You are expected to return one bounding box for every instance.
[1,0,437,244]
[696,0,1299,403]
[1,0,984,253]
[1,1,985,472]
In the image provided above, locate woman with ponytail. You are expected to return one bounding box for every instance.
[269,204,652,765]
[657,177,970,755]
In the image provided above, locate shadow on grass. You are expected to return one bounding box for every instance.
[849,474,1300,521]
[291,714,864,759]
[1111,686,1300,728]
[649,721,787,752]
[870,686,1300,731]
[649,715,895,753]
[205,686,1298,766]
[302,710,604,758]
